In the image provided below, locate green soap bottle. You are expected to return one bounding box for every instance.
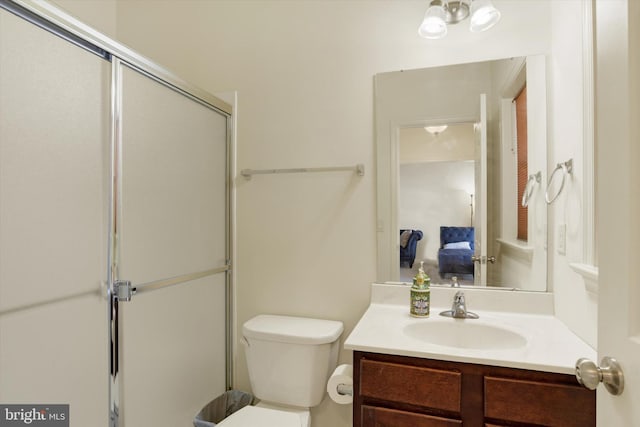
[410,261,430,317]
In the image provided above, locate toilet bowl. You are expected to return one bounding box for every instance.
[218,314,343,427]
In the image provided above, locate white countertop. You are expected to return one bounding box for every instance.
[344,284,596,375]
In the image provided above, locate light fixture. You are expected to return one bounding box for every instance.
[418,0,501,39]
[469,0,501,32]
[417,2,448,39]
[424,125,448,135]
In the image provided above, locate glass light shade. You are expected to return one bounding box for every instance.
[418,5,448,39]
[469,0,501,32]
[424,125,448,134]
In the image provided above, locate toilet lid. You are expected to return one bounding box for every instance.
[217,406,302,427]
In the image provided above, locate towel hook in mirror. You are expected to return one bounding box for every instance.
[545,159,573,204]
[521,171,542,207]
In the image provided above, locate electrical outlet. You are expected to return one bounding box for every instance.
[557,224,567,255]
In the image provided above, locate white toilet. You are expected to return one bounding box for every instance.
[218,314,344,427]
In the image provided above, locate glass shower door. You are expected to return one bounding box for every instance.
[0,6,110,426]
[0,4,232,427]
[112,62,229,427]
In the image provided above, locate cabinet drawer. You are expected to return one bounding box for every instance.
[484,376,595,426]
[360,359,461,413]
[362,405,462,427]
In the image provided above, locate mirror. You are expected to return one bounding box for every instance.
[376,55,547,291]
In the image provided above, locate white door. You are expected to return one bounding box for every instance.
[593,0,640,424]
[473,94,488,285]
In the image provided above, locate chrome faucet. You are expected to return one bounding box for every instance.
[452,291,469,317]
[440,291,479,319]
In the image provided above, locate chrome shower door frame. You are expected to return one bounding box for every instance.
[108,58,233,427]
[0,2,234,426]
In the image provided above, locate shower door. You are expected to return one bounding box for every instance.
[110,61,229,427]
[1,2,232,426]
[0,5,110,425]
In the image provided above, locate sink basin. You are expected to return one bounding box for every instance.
[403,320,528,350]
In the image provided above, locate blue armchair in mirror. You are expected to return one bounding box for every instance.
[399,229,423,268]
[438,226,475,277]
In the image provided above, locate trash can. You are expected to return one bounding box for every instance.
[193,390,254,427]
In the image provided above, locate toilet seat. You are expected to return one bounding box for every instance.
[217,405,303,427]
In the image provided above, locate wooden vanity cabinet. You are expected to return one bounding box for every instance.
[353,351,595,427]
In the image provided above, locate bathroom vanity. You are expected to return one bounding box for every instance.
[353,351,594,427]
[345,284,597,427]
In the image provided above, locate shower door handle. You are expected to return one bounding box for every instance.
[112,265,230,302]
[113,280,134,302]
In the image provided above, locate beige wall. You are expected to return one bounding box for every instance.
[50,0,117,38]
[400,125,475,164]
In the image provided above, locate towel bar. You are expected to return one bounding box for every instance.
[241,164,364,179]
[522,171,542,207]
[545,159,573,204]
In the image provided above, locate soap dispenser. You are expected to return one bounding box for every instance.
[410,261,430,317]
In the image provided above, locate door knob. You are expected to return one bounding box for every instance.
[471,255,496,264]
[575,356,624,395]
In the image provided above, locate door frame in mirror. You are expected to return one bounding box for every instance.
[381,115,478,283]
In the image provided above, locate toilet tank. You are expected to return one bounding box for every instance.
[242,315,344,408]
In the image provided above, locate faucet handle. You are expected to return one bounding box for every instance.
[451,276,459,287]
[441,290,479,319]
[452,291,466,314]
